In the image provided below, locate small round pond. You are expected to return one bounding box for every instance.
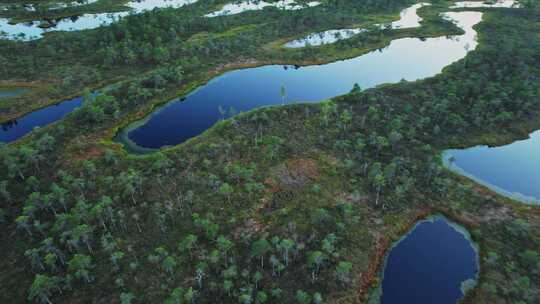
[378,216,479,304]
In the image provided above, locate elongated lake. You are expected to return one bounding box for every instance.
[379,216,478,304]
[118,11,482,151]
[0,96,82,143]
[0,10,486,147]
[444,130,540,204]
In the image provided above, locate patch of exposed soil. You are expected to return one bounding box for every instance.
[274,158,319,189]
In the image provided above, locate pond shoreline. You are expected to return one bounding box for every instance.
[101,21,463,155]
[442,129,540,205]
[358,206,489,303]
[116,10,479,152]
[1,1,461,142]
[356,208,433,302]
[372,215,480,303]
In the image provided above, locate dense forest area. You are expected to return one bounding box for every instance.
[0,1,539,304]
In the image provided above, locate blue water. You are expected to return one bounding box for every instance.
[123,11,482,150]
[445,130,540,203]
[381,217,478,304]
[0,96,83,143]
[1,12,481,146]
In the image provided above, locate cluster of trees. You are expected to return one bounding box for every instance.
[478,218,540,303]
[140,211,355,304]
[1,127,359,303]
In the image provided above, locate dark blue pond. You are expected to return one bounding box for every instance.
[444,130,540,204]
[380,217,478,304]
[0,96,83,143]
[120,11,483,151]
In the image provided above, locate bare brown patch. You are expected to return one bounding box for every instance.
[341,192,370,206]
[477,206,513,223]
[66,139,107,163]
[244,218,264,234]
[274,158,319,188]
[246,159,320,234]
[264,177,280,193]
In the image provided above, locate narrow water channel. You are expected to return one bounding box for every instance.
[0,96,83,143]
[119,11,482,151]
[444,130,540,204]
[378,216,478,304]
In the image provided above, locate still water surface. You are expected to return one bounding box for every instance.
[0,96,83,143]
[380,217,478,304]
[0,11,482,146]
[444,130,540,204]
[121,11,482,150]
